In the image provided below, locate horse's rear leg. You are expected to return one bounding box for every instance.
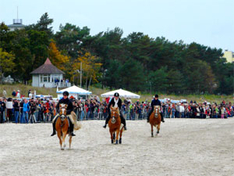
[69,136,72,149]
[151,125,154,137]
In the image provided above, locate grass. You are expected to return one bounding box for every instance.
[0,84,233,103]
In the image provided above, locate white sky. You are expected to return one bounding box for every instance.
[1,0,233,51]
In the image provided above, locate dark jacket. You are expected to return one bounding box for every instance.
[108,98,122,110]
[56,98,73,115]
[151,99,161,109]
[13,102,19,111]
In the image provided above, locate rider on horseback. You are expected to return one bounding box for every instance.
[147,94,165,123]
[51,91,76,136]
[103,92,127,130]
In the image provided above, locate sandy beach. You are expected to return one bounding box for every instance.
[0,118,233,176]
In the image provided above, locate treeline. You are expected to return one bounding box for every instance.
[0,13,233,95]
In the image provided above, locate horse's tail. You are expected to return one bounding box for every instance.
[71,111,82,131]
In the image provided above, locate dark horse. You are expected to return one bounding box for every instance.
[108,106,124,144]
[149,105,161,137]
[55,104,72,150]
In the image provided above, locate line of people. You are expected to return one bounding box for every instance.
[0,95,233,124]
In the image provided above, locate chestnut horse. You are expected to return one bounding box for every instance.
[108,106,124,144]
[55,104,72,150]
[149,105,161,137]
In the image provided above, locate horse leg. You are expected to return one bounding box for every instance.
[116,129,119,144]
[57,131,62,150]
[119,128,123,144]
[110,130,114,144]
[69,136,72,149]
[156,124,161,136]
[61,131,67,150]
[151,124,154,137]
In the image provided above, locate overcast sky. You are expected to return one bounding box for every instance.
[1,0,233,51]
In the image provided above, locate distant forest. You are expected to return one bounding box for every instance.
[0,13,233,95]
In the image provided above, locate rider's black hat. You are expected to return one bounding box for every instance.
[114,92,119,97]
[63,91,69,96]
[155,94,158,98]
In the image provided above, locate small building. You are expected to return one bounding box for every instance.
[223,50,234,63]
[30,58,71,88]
[7,19,25,31]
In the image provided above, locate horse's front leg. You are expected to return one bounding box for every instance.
[119,128,123,144]
[116,129,120,144]
[151,125,154,137]
[61,131,67,150]
[57,130,62,149]
[110,130,114,144]
[156,123,161,136]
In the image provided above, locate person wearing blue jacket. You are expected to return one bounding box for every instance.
[22,99,30,123]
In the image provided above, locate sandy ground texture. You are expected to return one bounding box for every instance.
[0,118,234,176]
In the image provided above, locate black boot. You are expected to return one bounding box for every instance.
[161,113,165,123]
[103,116,110,128]
[121,116,127,131]
[51,122,56,136]
[70,123,76,136]
[147,116,149,123]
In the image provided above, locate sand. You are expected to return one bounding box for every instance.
[0,118,234,176]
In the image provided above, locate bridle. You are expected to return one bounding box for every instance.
[59,104,68,121]
[110,107,119,124]
[154,105,160,118]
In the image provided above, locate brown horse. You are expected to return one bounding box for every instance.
[55,104,72,150]
[149,105,161,137]
[108,106,124,144]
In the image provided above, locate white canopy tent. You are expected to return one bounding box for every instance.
[101,88,140,99]
[57,85,92,99]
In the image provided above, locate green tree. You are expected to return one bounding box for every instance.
[0,48,15,82]
[148,67,168,93]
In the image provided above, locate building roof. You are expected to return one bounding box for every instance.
[30,58,65,75]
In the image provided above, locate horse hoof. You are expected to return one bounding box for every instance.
[119,139,122,144]
[111,139,114,144]
[115,140,118,145]
[61,148,64,150]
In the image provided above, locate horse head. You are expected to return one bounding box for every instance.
[110,106,120,124]
[59,103,68,121]
[154,105,160,118]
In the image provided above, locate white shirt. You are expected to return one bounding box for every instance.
[114,98,119,108]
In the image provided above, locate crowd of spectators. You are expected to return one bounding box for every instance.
[0,89,233,123]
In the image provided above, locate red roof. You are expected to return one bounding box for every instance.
[30,58,65,75]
